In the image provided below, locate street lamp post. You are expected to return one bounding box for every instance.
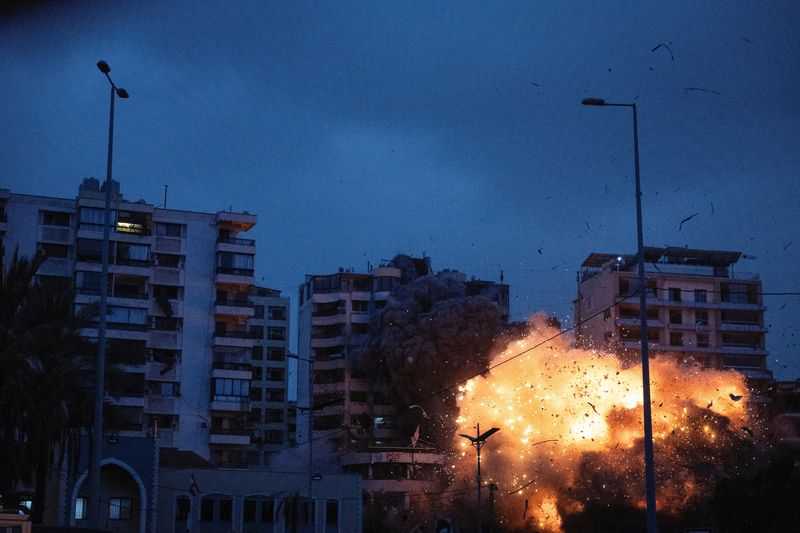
[89,60,128,527]
[582,97,657,533]
[459,424,500,533]
[286,353,315,529]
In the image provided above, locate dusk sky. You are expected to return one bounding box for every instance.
[2,1,798,378]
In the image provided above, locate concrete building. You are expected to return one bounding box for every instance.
[296,258,509,505]
[247,286,293,465]
[1,180,262,529]
[574,246,772,384]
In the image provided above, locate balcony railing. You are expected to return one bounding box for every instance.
[210,427,250,436]
[214,330,258,339]
[214,298,254,307]
[217,236,255,246]
[216,267,255,276]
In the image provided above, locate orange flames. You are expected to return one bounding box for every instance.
[453,314,757,532]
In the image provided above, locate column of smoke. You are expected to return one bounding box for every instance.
[355,255,504,446]
[453,314,766,532]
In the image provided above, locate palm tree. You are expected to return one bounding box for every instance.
[0,249,97,522]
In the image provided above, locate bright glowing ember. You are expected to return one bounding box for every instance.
[453,314,759,532]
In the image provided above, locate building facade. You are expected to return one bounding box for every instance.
[296,258,509,504]
[574,246,772,384]
[247,286,293,465]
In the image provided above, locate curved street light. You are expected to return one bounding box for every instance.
[89,59,129,528]
[582,97,658,533]
[459,424,500,533]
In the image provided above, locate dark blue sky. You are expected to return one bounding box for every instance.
[2,1,798,378]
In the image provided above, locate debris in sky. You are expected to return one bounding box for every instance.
[531,82,540,87]
[710,202,715,214]
[538,248,543,255]
[742,36,752,44]
[729,393,743,402]
[678,212,699,231]
[741,426,753,437]
[783,241,792,250]
[651,42,674,60]
[683,87,721,96]
[585,221,590,231]
[706,400,713,409]
[409,404,429,418]
[587,401,599,415]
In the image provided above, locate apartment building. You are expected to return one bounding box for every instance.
[574,246,772,384]
[297,258,510,503]
[1,179,257,465]
[247,286,293,465]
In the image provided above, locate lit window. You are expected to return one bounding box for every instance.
[75,497,87,520]
[109,498,132,520]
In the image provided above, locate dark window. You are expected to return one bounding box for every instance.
[243,500,257,523]
[267,368,284,382]
[697,333,710,348]
[265,388,284,401]
[249,408,261,423]
[155,222,183,237]
[267,347,285,361]
[326,500,339,524]
[670,332,684,346]
[668,288,682,302]
[261,499,274,523]
[695,310,709,326]
[268,306,286,320]
[175,497,190,521]
[200,499,214,522]
[252,346,263,360]
[694,289,707,303]
[268,327,286,340]
[250,325,264,337]
[265,409,283,423]
[352,300,369,313]
[254,305,265,319]
[42,210,71,226]
[218,499,232,522]
[252,367,263,381]
[76,238,105,262]
[249,387,262,401]
[153,253,183,268]
[669,309,682,324]
[39,242,69,258]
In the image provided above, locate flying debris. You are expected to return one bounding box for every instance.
[651,42,675,60]
[741,426,753,437]
[409,404,429,418]
[683,87,721,96]
[679,212,699,231]
[783,241,792,250]
[729,393,743,402]
[587,401,599,415]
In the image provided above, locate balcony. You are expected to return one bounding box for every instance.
[152,267,183,286]
[211,367,252,380]
[153,236,183,254]
[217,211,256,232]
[148,330,180,350]
[210,397,251,412]
[216,236,256,255]
[39,224,72,243]
[215,267,254,286]
[213,350,251,369]
[145,362,180,381]
[209,427,250,446]
[213,329,257,349]
[214,298,255,318]
[719,322,766,333]
[145,396,179,414]
[38,257,71,277]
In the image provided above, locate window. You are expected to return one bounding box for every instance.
[252,367,263,381]
[250,387,262,401]
[213,378,250,401]
[116,210,150,235]
[326,500,339,525]
[153,253,183,268]
[41,210,71,226]
[670,332,684,346]
[217,252,254,273]
[694,289,707,303]
[668,288,682,302]
[249,408,262,423]
[265,409,283,423]
[267,368,284,382]
[695,310,709,326]
[115,243,150,266]
[249,325,264,337]
[697,333,710,348]
[265,430,283,443]
[200,499,214,522]
[268,327,286,340]
[155,222,183,237]
[268,306,286,320]
[352,300,369,313]
[267,347,285,361]
[261,498,275,523]
[218,499,232,522]
[76,238,105,262]
[243,500,257,523]
[266,388,285,401]
[254,305,265,319]
[75,497,87,520]
[252,346,263,360]
[669,309,682,324]
[109,498,132,520]
[80,207,114,231]
[39,242,69,258]
[373,276,396,292]
[175,497,190,521]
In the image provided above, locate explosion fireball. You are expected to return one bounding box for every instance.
[453,314,760,532]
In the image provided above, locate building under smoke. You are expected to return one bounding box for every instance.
[296,255,509,522]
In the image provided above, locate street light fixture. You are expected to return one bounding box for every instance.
[582,97,657,533]
[459,424,500,533]
[88,59,128,527]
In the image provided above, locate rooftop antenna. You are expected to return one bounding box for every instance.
[163,184,168,208]
[500,269,504,283]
